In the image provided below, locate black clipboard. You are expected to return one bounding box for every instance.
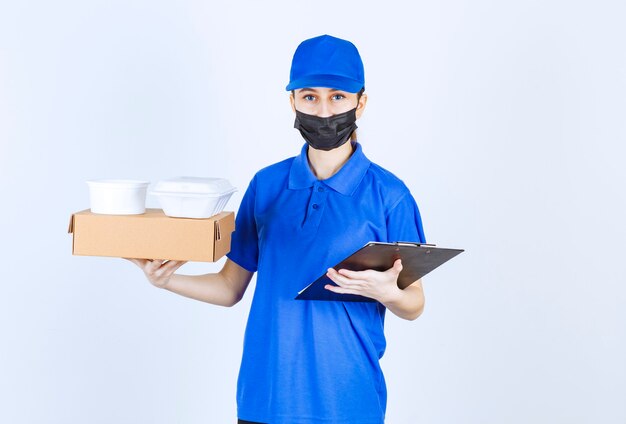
[295,242,464,302]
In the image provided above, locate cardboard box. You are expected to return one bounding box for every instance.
[68,208,235,262]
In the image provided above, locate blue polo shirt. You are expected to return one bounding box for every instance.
[227,142,426,424]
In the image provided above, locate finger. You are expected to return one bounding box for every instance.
[324,284,358,295]
[386,259,402,275]
[328,268,363,281]
[336,268,369,279]
[325,270,341,286]
[124,258,148,268]
[148,259,165,272]
[394,259,403,271]
[170,262,187,274]
[153,260,176,276]
[327,268,352,287]
[327,270,367,289]
[162,260,187,273]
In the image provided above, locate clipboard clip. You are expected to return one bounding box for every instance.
[394,241,437,247]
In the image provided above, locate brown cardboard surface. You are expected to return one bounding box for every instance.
[68,208,234,262]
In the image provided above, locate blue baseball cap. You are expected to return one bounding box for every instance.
[286,34,365,93]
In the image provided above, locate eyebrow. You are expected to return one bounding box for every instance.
[298,88,345,93]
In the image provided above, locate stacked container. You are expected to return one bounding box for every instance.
[149,177,237,219]
[86,179,150,215]
[86,177,236,218]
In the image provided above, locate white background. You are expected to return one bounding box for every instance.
[1,0,625,423]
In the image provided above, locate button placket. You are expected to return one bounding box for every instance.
[303,183,328,230]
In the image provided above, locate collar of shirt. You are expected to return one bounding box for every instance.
[288,141,372,196]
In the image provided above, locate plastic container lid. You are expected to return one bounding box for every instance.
[150,177,235,196]
[86,179,150,188]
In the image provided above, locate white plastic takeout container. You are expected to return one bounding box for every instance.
[86,179,150,215]
[149,176,236,219]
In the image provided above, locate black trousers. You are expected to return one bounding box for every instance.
[238,420,266,424]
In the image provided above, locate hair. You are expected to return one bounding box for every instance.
[291,87,365,142]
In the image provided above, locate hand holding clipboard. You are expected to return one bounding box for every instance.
[296,242,464,302]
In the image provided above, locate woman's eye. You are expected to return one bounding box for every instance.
[303,95,316,101]
[332,94,345,101]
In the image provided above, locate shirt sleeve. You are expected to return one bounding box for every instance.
[226,175,259,273]
[385,191,427,244]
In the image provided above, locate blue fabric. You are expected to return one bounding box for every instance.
[227,142,426,424]
[286,35,365,93]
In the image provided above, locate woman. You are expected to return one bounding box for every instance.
[127,34,426,424]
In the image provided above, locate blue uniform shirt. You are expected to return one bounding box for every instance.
[227,142,426,424]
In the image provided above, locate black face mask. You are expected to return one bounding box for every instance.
[294,108,358,151]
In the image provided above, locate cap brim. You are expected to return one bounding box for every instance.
[286,74,364,93]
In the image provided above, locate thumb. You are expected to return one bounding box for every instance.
[394,259,403,273]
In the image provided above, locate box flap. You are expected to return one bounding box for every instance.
[68,213,75,234]
[214,212,235,235]
[212,211,235,261]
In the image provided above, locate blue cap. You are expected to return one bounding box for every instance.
[286,35,365,93]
